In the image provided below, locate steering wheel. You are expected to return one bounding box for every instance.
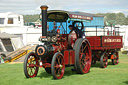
[73,21,84,30]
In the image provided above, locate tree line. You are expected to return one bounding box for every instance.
[96,12,128,26]
[23,14,39,23]
[23,12,128,26]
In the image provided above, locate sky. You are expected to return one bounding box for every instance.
[0,0,128,15]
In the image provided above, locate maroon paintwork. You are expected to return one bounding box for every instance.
[86,36,122,50]
[64,50,75,65]
[69,14,93,20]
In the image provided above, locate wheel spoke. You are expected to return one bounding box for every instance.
[80,58,86,70]
[60,58,63,65]
[82,59,90,72]
[30,57,32,63]
[57,56,60,65]
[27,68,30,72]
[30,68,32,75]
[85,55,89,61]
[82,44,87,53]
[57,68,60,76]
[54,64,59,68]
[31,68,34,74]
[54,68,57,74]
[83,64,87,71]
[103,58,106,61]
[33,67,36,70]
[79,54,83,60]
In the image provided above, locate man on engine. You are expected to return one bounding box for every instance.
[68,25,85,38]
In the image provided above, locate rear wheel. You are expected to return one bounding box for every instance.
[74,38,92,74]
[24,52,39,78]
[112,51,119,65]
[51,52,65,79]
[100,52,108,68]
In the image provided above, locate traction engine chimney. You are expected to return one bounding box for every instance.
[40,5,48,38]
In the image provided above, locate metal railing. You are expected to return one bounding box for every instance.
[81,26,121,36]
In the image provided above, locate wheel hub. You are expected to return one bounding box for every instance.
[59,64,63,68]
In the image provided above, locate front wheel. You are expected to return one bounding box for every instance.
[51,52,65,79]
[24,52,39,78]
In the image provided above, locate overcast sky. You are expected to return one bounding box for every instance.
[0,0,128,15]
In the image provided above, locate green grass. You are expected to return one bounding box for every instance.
[0,52,128,85]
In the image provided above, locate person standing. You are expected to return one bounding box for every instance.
[68,25,85,38]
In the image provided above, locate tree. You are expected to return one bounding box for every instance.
[116,13,126,25]
[23,14,39,22]
[124,16,128,25]
[105,13,117,26]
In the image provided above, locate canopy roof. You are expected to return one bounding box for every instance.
[47,10,94,22]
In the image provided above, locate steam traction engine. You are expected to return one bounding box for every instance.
[24,6,92,79]
[24,5,122,79]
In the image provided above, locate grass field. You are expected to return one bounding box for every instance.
[0,52,128,85]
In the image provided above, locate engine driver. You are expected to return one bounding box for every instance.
[68,25,85,38]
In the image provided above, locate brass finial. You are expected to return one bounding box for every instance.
[40,5,48,10]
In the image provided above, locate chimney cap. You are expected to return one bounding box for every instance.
[40,5,48,10]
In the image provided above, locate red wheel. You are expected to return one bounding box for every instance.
[74,38,92,74]
[100,52,108,68]
[24,52,39,78]
[51,52,65,79]
[112,51,119,65]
